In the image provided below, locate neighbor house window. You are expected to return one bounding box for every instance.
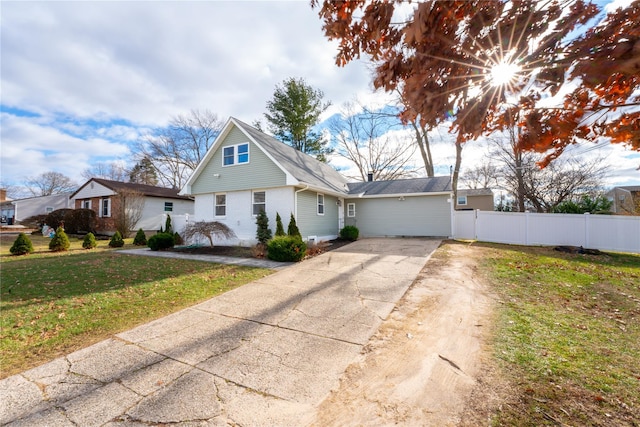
[164,202,173,212]
[45,206,54,213]
[82,200,91,209]
[215,194,226,216]
[222,143,250,166]
[457,195,467,206]
[317,193,325,215]
[102,198,111,217]
[252,191,265,215]
[347,203,356,217]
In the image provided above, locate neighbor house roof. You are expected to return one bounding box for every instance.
[457,188,493,197]
[233,118,350,194]
[615,186,640,192]
[347,176,452,197]
[71,178,193,200]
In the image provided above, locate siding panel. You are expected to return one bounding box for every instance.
[191,126,287,194]
[344,195,451,237]
[296,191,339,240]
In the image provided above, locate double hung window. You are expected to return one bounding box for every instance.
[317,193,325,215]
[252,191,266,215]
[215,194,226,216]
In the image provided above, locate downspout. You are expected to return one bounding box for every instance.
[294,184,310,219]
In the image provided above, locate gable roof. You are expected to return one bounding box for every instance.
[458,188,493,197]
[347,176,452,197]
[71,178,193,200]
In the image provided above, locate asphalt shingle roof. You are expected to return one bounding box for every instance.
[73,178,193,200]
[457,188,493,196]
[347,176,452,196]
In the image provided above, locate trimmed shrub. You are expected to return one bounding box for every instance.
[10,233,34,255]
[20,214,48,230]
[275,212,286,237]
[339,225,359,241]
[287,213,301,238]
[44,209,73,230]
[64,209,97,234]
[148,232,175,251]
[256,210,272,244]
[82,232,98,249]
[108,231,125,248]
[173,231,183,245]
[133,228,147,246]
[267,236,307,262]
[49,227,71,252]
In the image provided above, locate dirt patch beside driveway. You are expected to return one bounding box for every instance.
[310,241,494,426]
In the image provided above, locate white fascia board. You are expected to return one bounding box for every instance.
[352,191,453,199]
[297,182,348,198]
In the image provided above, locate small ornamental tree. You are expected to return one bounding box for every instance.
[82,232,97,249]
[182,221,236,247]
[108,230,125,248]
[133,228,147,246]
[10,233,34,255]
[164,215,173,234]
[287,213,301,239]
[275,212,286,236]
[256,210,272,244]
[49,227,71,252]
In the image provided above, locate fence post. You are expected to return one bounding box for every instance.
[525,211,530,245]
[584,212,590,248]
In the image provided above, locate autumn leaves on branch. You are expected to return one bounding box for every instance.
[312,0,640,165]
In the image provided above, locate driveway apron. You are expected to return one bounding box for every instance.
[0,238,441,426]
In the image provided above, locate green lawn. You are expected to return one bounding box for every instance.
[0,238,272,378]
[478,244,640,426]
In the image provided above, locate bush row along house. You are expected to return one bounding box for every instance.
[1,180,194,234]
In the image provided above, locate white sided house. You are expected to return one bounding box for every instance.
[180,117,453,245]
[71,178,194,234]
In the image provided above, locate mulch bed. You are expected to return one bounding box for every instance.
[170,239,354,259]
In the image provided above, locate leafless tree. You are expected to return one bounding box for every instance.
[329,101,418,181]
[460,160,500,190]
[24,172,77,196]
[81,161,129,182]
[182,221,236,247]
[135,110,224,189]
[112,189,145,237]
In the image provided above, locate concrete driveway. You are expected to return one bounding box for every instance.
[1,238,441,426]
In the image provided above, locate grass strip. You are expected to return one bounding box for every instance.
[479,244,640,426]
[0,249,271,378]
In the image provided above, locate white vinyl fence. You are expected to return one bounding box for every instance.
[453,210,640,254]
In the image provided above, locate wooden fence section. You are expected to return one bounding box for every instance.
[453,211,640,254]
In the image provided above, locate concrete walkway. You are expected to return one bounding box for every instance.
[0,238,441,426]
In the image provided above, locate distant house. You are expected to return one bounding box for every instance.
[70,178,194,234]
[606,186,640,215]
[180,117,453,245]
[455,188,494,211]
[0,193,73,225]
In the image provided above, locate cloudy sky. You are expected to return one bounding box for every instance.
[1,0,639,195]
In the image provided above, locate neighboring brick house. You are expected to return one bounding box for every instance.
[455,188,494,211]
[70,178,194,234]
[606,186,640,215]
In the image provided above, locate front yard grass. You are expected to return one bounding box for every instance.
[478,244,640,426]
[0,245,272,378]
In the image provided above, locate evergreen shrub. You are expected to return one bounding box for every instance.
[148,232,175,251]
[133,228,147,246]
[339,225,359,241]
[82,232,97,249]
[108,231,125,248]
[287,213,301,238]
[49,227,71,252]
[10,233,34,255]
[267,236,307,262]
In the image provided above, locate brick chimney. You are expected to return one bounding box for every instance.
[0,189,7,202]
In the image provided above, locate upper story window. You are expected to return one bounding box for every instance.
[317,193,325,215]
[347,203,356,217]
[457,195,467,206]
[215,194,226,217]
[252,191,265,216]
[164,202,173,212]
[102,198,111,217]
[222,143,249,166]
